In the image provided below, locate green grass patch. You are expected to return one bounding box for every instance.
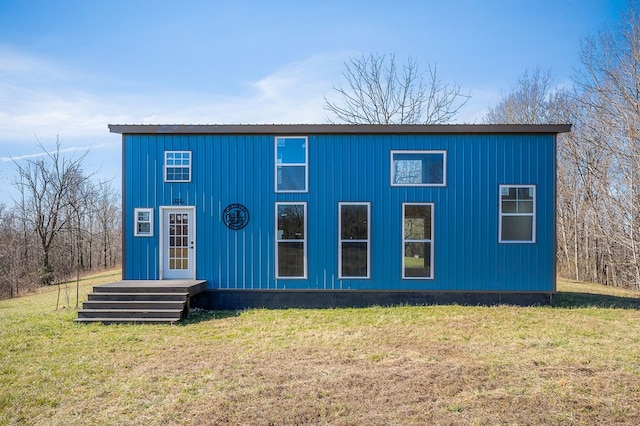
[1,274,640,425]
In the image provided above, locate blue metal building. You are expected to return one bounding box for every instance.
[109,124,571,308]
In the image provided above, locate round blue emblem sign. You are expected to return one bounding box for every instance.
[223,204,249,230]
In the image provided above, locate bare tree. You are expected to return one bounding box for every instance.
[484,66,566,124]
[13,140,91,287]
[325,53,470,124]
[572,1,640,288]
[0,205,22,298]
[0,140,123,301]
[66,172,100,308]
[94,182,121,269]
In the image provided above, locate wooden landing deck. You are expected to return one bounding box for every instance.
[96,280,207,296]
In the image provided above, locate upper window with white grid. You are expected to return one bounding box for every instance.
[164,151,192,182]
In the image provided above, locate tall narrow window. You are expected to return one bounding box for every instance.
[391,151,446,186]
[134,208,153,237]
[275,136,308,192]
[165,151,192,182]
[339,202,370,279]
[499,185,536,243]
[402,203,434,279]
[276,202,307,278]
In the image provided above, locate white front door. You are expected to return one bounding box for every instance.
[161,207,195,279]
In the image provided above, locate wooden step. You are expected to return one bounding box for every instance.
[92,280,207,296]
[73,317,181,325]
[81,301,186,310]
[76,309,184,319]
[92,286,193,294]
[87,292,189,302]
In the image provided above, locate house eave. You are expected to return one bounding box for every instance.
[108,123,572,135]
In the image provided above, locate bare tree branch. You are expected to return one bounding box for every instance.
[324,53,470,124]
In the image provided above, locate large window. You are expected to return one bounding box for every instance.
[391,150,446,186]
[499,185,536,243]
[134,208,154,237]
[402,203,434,279]
[275,136,308,192]
[339,202,370,279]
[164,151,192,182]
[276,202,307,278]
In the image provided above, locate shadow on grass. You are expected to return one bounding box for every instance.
[181,309,240,325]
[554,291,640,309]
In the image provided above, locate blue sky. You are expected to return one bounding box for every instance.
[0,0,627,203]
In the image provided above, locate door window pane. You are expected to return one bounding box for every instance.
[168,213,190,270]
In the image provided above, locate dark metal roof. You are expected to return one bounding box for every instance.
[108,123,572,135]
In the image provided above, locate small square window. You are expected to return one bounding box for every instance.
[134,208,154,237]
[165,151,191,182]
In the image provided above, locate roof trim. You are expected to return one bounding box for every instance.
[108,123,572,135]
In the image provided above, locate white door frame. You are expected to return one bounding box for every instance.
[159,206,196,280]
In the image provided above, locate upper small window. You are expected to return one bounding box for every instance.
[134,208,154,237]
[165,151,192,182]
[275,137,308,192]
[391,150,446,186]
[499,185,536,243]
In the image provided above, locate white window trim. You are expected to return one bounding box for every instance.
[134,208,154,237]
[499,184,536,244]
[274,136,309,193]
[402,203,434,280]
[338,202,371,279]
[275,202,308,279]
[390,150,447,187]
[164,150,192,183]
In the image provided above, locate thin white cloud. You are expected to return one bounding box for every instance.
[0,142,116,163]
[1,48,346,143]
[100,53,347,128]
[0,46,74,81]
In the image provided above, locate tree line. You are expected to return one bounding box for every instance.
[325,4,640,289]
[0,142,121,302]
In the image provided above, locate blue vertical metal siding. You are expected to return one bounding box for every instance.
[123,132,556,292]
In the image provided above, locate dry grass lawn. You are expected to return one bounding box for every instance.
[1,273,640,425]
